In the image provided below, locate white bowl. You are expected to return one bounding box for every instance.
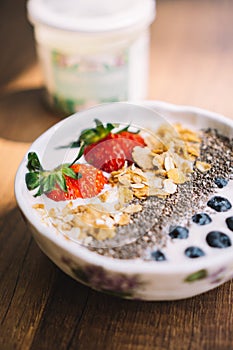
[15,101,233,300]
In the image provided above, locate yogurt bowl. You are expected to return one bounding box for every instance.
[15,101,233,300]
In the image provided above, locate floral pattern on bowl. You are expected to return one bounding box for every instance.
[185,266,231,285]
[62,256,143,298]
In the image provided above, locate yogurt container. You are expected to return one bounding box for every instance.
[27,0,156,116]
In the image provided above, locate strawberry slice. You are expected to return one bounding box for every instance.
[25,152,107,201]
[71,119,145,173]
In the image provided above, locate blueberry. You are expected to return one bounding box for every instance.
[151,250,166,261]
[169,226,189,239]
[214,177,228,188]
[192,213,212,225]
[207,196,232,212]
[185,246,205,258]
[226,217,233,232]
[206,231,232,248]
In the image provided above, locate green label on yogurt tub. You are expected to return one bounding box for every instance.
[51,50,129,114]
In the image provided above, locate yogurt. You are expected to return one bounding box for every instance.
[27,0,156,116]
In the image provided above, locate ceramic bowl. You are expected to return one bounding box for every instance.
[15,101,233,300]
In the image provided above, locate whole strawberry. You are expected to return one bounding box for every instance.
[25,152,107,201]
[72,119,145,173]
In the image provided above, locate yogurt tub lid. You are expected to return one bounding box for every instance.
[27,0,156,33]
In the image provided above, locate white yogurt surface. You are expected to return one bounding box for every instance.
[165,180,233,263]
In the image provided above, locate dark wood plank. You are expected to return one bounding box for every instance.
[0,208,89,350]
[1,205,232,350]
[65,283,233,350]
[0,88,60,142]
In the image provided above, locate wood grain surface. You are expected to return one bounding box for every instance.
[1,1,233,349]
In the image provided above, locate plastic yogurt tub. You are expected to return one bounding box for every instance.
[27,0,156,115]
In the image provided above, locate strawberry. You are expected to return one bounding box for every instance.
[71,119,146,173]
[25,152,107,201]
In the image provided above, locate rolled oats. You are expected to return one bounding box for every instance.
[123,204,143,214]
[163,179,177,194]
[132,146,154,170]
[196,161,211,172]
[167,168,187,184]
[164,155,175,171]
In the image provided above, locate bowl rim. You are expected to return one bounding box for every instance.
[15,100,233,275]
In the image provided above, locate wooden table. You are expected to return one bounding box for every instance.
[1,0,233,349]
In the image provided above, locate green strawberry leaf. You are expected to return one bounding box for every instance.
[78,119,115,145]
[94,119,114,137]
[79,128,98,145]
[48,173,56,190]
[70,141,80,148]
[34,187,43,197]
[62,166,77,179]
[106,122,115,131]
[94,118,105,129]
[69,142,85,166]
[55,172,67,192]
[41,175,54,193]
[25,172,40,190]
[27,152,43,172]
